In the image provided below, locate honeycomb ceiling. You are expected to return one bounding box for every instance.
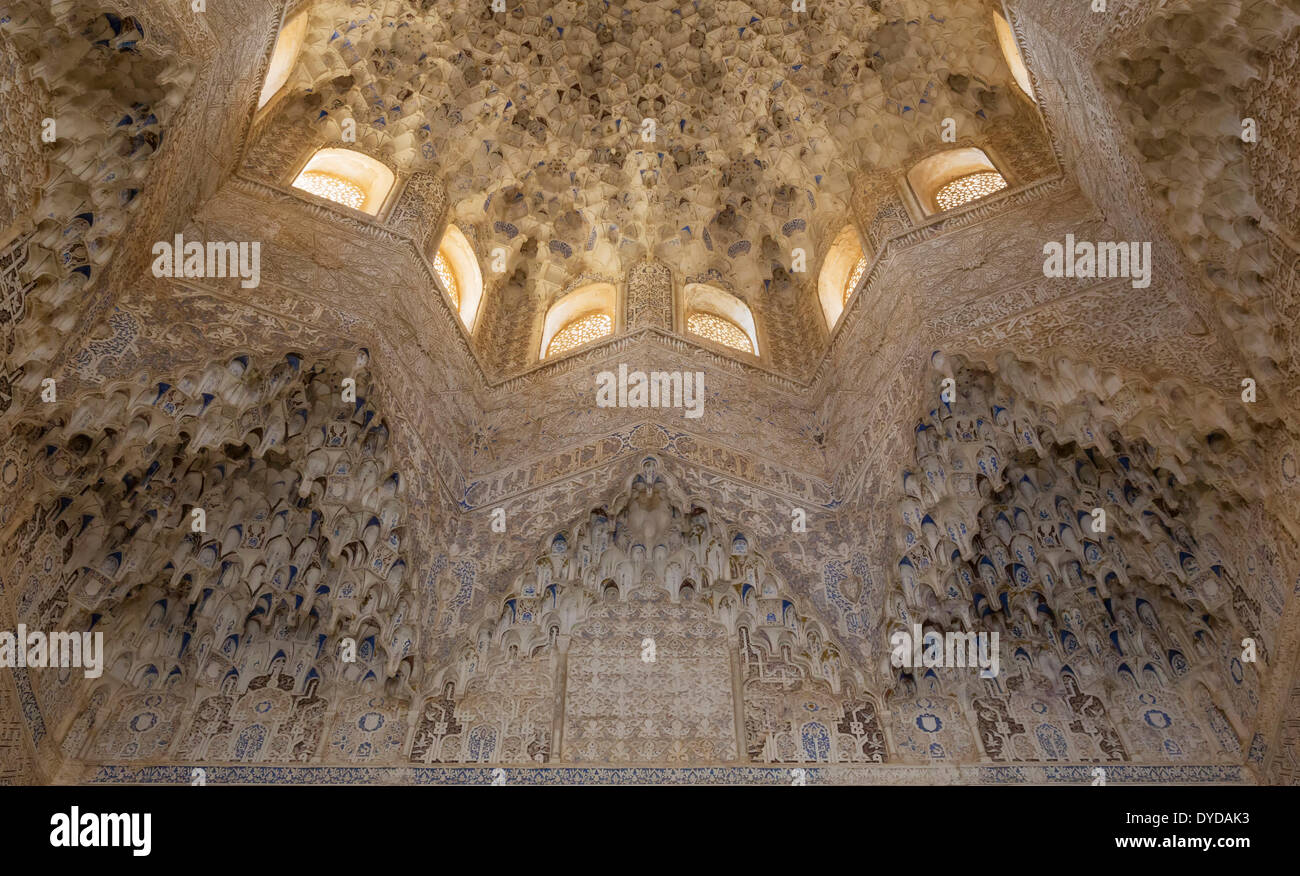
[271,0,1032,298]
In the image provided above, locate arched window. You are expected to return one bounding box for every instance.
[432,224,484,331]
[682,284,759,356]
[993,9,1036,103]
[934,172,1009,210]
[817,225,867,330]
[434,251,459,308]
[687,311,752,354]
[541,283,616,359]
[258,12,309,109]
[844,256,868,304]
[296,172,364,209]
[907,147,1008,216]
[291,148,395,216]
[547,313,612,357]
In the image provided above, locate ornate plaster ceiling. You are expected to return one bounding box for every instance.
[266,0,1046,297]
[2,0,1300,788]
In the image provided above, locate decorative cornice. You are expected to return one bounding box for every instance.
[83,762,1251,785]
[460,422,834,510]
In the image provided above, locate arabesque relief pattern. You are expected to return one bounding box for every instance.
[0,0,1298,785]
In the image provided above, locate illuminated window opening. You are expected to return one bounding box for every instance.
[431,224,485,331]
[540,283,617,359]
[687,311,753,354]
[934,171,1009,211]
[682,283,759,356]
[258,12,309,109]
[291,147,395,216]
[818,225,867,330]
[546,312,612,357]
[844,255,868,305]
[907,148,1007,217]
[434,250,460,308]
[993,9,1036,103]
[295,172,364,210]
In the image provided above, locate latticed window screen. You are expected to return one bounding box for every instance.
[546,311,612,356]
[843,255,868,304]
[293,171,365,210]
[434,250,460,309]
[687,311,753,354]
[934,171,1007,211]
